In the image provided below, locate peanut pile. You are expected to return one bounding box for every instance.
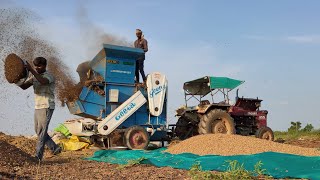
[166,134,320,156]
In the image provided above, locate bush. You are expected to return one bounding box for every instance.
[302,124,314,132]
[188,160,272,180]
[288,121,302,132]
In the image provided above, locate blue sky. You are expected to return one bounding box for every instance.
[1,0,320,135]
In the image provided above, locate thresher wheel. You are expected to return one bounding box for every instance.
[255,126,274,141]
[174,117,191,140]
[124,126,150,150]
[198,109,236,135]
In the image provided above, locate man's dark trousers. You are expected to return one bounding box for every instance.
[135,59,146,82]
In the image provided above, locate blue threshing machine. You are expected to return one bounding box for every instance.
[64,44,169,149]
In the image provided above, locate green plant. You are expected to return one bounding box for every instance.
[188,162,215,180]
[302,124,314,132]
[188,160,271,180]
[220,160,252,179]
[253,161,266,176]
[288,121,302,132]
[253,161,273,179]
[117,157,146,169]
[127,157,146,165]
[274,128,320,141]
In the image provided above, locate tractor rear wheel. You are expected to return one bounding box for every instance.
[255,126,274,141]
[124,126,150,150]
[198,109,235,135]
[175,117,194,140]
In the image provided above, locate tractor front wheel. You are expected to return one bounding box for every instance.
[124,126,150,150]
[198,109,236,135]
[255,126,274,141]
[174,116,198,140]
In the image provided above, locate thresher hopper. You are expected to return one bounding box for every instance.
[65,44,168,149]
[173,76,274,141]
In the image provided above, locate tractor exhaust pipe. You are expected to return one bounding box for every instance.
[235,88,239,102]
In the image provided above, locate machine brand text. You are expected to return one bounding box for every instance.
[115,103,136,120]
[247,112,257,116]
[150,85,166,98]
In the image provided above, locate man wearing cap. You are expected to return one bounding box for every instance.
[134,29,148,83]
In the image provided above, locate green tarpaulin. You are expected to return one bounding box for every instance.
[86,148,320,179]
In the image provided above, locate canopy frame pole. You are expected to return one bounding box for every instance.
[210,90,214,103]
[185,90,201,106]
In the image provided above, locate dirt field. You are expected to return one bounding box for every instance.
[0,132,319,180]
[0,132,188,180]
[0,149,188,180]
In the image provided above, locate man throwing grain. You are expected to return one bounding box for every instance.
[19,57,61,161]
[134,29,148,83]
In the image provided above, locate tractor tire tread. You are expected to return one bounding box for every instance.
[255,126,274,141]
[198,109,235,135]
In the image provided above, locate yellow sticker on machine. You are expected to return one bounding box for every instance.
[107,60,119,64]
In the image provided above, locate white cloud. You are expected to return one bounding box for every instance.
[285,35,320,43]
[242,35,273,41]
[243,34,320,44]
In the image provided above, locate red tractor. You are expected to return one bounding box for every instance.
[172,76,274,141]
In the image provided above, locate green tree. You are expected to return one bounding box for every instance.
[288,121,302,132]
[302,124,314,132]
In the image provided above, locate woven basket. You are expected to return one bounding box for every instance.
[4,53,27,83]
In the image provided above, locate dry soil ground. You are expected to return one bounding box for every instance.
[0,132,319,180]
[0,132,187,180]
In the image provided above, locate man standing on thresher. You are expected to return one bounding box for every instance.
[134,29,148,83]
[18,57,62,161]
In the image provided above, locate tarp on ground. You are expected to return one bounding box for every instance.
[86,148,320,179]
[57,135,90,151]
